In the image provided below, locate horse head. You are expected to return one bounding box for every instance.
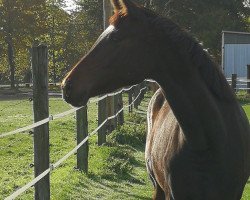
[61,0,156,107]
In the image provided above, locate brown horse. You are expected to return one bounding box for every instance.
[62,0,250,199]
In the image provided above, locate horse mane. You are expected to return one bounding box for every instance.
[110,4,235,101]
[149,15,235,101]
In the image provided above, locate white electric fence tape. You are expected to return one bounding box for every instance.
[4,87,147,200]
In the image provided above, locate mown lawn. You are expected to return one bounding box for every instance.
[0,94,153,199]
[0,92,250,199]
[239,92,250,200]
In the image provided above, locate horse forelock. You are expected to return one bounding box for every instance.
[109,2,154,27]
[109,10,128,26]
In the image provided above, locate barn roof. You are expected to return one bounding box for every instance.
[222,31,250,44]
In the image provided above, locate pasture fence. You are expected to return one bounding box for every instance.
[32,45,50,199]
[227,65,250,92]
[1,45,151,200]
[2,46,247,199]
[3,86,147,200]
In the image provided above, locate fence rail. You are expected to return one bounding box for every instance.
[228,65,250,92]
[0,45,154,200]
[228,76,250,91]
[4,86,147,200]
[0,84,138,139]
[1,53,248,199]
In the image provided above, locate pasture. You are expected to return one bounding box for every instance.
[0,92,250,199]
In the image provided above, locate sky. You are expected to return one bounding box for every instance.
[64,0,77,12]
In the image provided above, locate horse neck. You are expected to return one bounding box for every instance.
[151,43,237,152]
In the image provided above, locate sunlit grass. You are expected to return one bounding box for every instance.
[0,92,250,199]
[0,95,153,199]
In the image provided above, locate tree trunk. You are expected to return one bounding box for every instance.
[6,35,15,89]
[3,0,16,89]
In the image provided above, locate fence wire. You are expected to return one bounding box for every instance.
[0,84,139,139]
[4,87,147,200]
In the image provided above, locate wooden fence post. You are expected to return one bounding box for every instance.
[106,96,116,132]
[103,0,116,133]
[76,106,88,173]
[114,94,119,125]
[231,73,237,92]
[139,81,146,103]
[128,90,133,113]
[97,0,111,146]
[247,65,250,94]
[134,85,140,109]
[98,98,107,145]
[117,93,124,126]
[32,45,50,200]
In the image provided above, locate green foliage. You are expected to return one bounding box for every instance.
[0,0,249,84]
[99,112,148,180]
[236,91,250,105]
[147,0,250,60]
[99,146,135,180]
[0,0,47,85]
[109,123,146,148]
[0,0,103,84]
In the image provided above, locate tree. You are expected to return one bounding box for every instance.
[56,0,103,75]
[0,0,248,84]
[44,0,71,83]
[0,0,47,87]
[148,0,250,61]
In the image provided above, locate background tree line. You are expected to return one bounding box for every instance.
[0,0,249,88]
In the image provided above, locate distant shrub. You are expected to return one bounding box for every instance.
[108,148,134,174]
[109,123,146,148]
[100,146,135,180]
[101,113,147,180]
[127,113,147,124]
[237,91,250,105]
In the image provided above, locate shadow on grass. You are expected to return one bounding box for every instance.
[86,142,147,186]
[88,171,145,185]
[85,173,151,200]
[77,101,151,199]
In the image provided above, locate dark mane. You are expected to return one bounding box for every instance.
[110,4,234,101]
[149,15,234,101]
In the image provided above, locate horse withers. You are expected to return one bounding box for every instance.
[62,0,250,199]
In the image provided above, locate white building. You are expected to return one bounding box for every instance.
[222,31,250,79]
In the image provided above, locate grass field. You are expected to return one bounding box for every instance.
[0,94,153,199]
[0,92,250,199]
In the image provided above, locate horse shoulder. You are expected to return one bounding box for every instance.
[145,88,167,189]
[146,91,185,196]
[147,88,166,133]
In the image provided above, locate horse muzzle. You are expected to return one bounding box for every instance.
[61,80,89,107]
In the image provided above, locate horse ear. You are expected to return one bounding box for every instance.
[111,0,135,14]
[111,0,122,11]
[119,0,135,14]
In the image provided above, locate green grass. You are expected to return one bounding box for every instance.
[0,93,250,199]
[238,92,250,200]
[0,95,153,199]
